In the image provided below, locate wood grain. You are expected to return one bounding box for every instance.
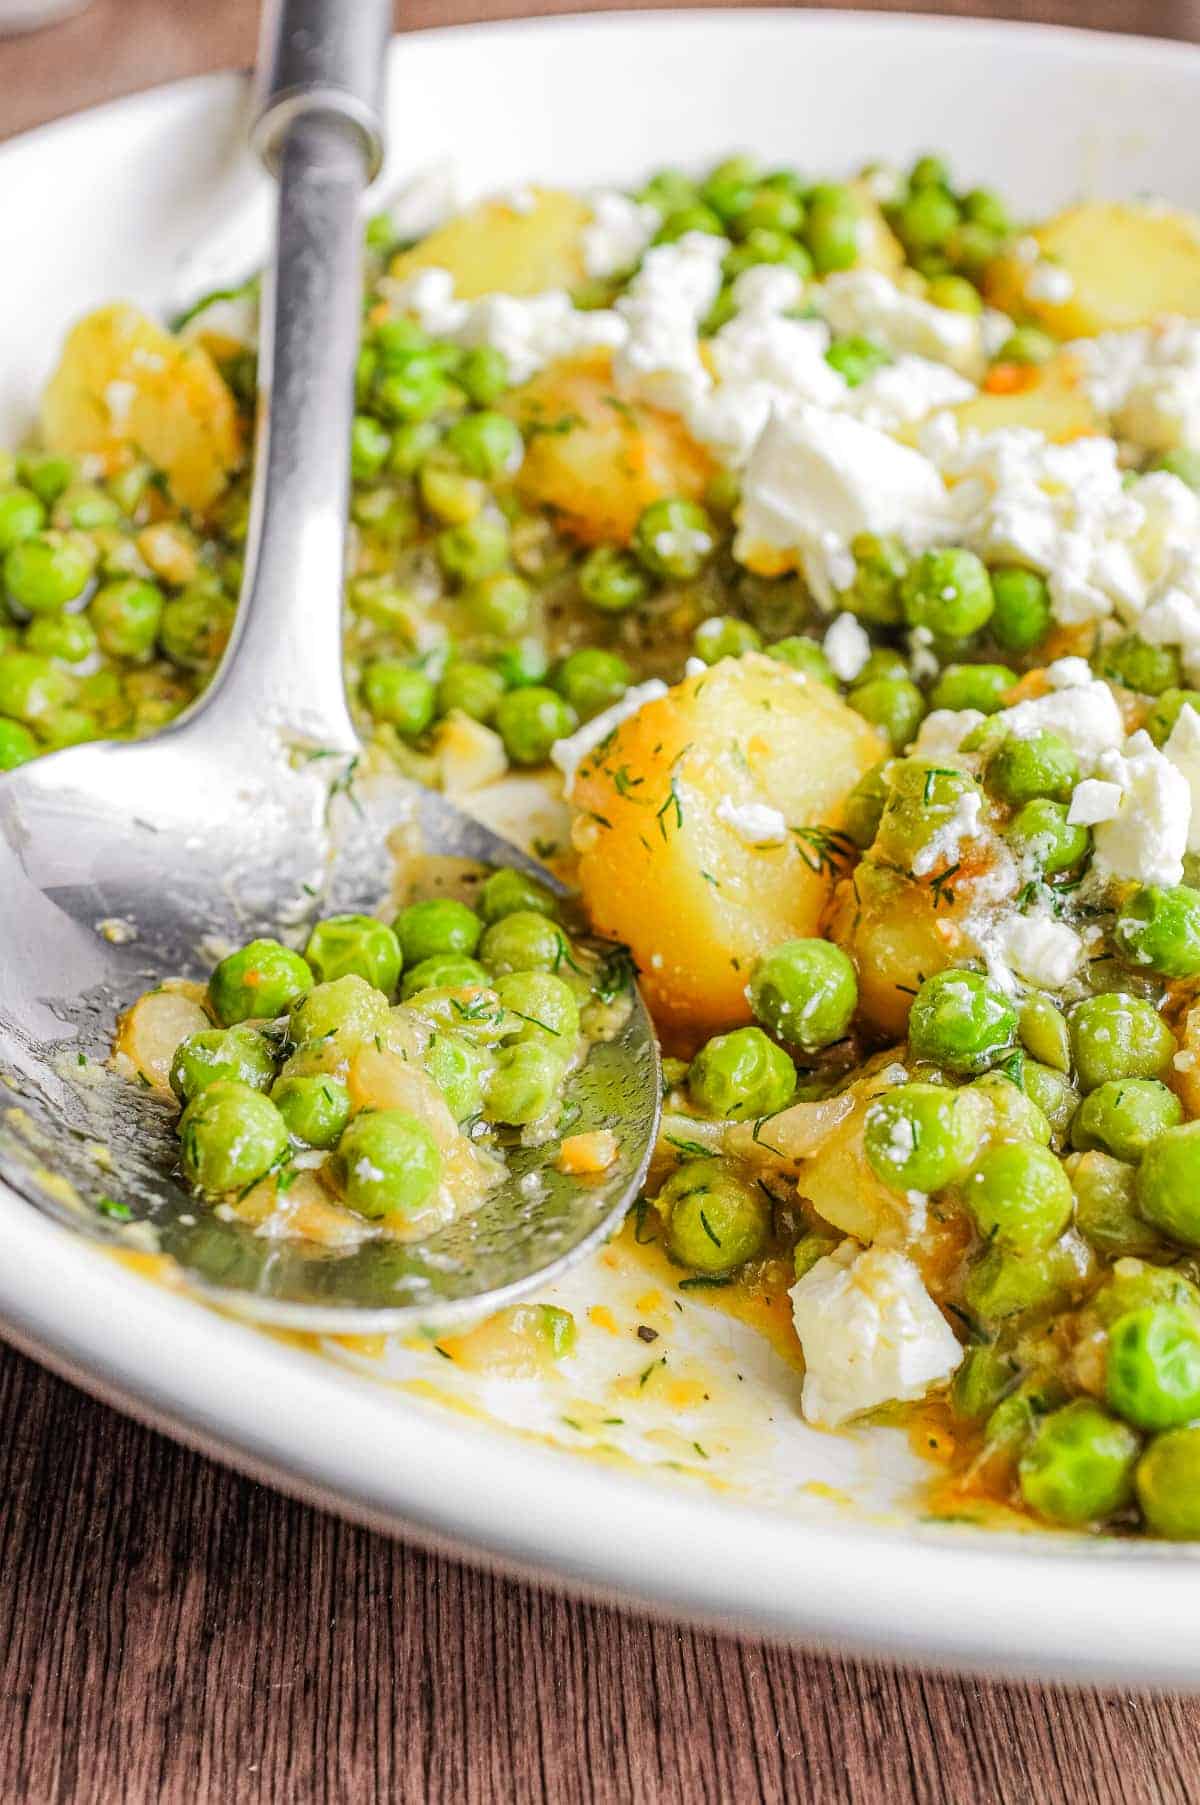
[2,4,1200,1800]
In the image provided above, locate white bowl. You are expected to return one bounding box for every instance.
[3,11,1200,1686]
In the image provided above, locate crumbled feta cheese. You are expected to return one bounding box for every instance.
[383,267,627,383]
[1073,318,1200,454]
[822,612,872,682]
[912,707,986,763]
[848,355,975,433]
[1092,730,1192,885]
[789,1241,963,1429]
[736,404,951,604]
[612,231,728,416]
[996,666,1125,774]
[714,796,789,846]
[730,263,806,316]
[581,190,660,278]
[1164,702,1200,853]
[818,268,983,376]
[1068,778,1124,826]
[910,787,984,877]
[1025,262,1075,304]
[994,912,1083,989]
[690,312,844,466]
[683,656,707,678]
[550,678,667,792]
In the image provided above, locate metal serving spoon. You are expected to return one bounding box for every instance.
[0,0,660,1332]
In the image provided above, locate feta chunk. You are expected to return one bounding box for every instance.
[818,268,983,376]
[996,667,1125,774]
[1164,703,1200,854]
[613,231,727,416]
[736,403,951,604]
[993,912,1083,989]
[848,355,975,433]
[383,267,627,383]
[1068,778,1124,826]
[581,191,660,279]
[714,796,789,846]
[822,612,872,682]
[789,1241,963,1429]
[912,707,986,763]
[1092,730,1191,886]
[550,678,667,793]
[1073,318,1200,454]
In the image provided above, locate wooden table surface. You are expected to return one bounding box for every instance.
[3,3,1200,1799]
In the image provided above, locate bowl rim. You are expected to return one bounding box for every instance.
[3,7,1200,1689]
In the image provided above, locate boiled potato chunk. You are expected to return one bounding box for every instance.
[946,353,1100,443]
[41,304,242,513]
[389,189,590,299]
[113,983,210,1093]
[572,653,884,1043]
[984,201,1200,337]
[826,860,966,1040]
[508,352,714,544]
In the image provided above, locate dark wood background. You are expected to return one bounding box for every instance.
[3,3,1200,1799]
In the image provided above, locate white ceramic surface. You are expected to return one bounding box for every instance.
[3,11,1200,1686]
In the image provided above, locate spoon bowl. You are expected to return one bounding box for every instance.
[0,0,661,1333]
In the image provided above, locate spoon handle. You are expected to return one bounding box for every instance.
[190,0,391,755]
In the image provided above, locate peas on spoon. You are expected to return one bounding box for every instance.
[0,0,660,1333]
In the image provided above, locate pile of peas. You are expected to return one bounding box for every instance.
[162,867,605,1227]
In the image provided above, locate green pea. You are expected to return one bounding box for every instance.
[388,418,442,476]
[437,660,506,723]
[843,761,890,849]
[897,185,960,253]
[965,1142,1074,1251]
[872,759,978,866]
[579,545,653,613]
[1071,1079,1182,1163]
[909,153,952,189]
[1069,993,1175,1092]
[5,530,93,615]
[805,183,862,274]
[986,729,1078,808]
[479,909,567,978]
[484,1040,569,1126]
[639,168,699,213]
[1105,1305,1200,1433]
[988,566,1052,654]
[457,345,511,406]
[1115,884,1200,978]
[400,954,488,1001]
[1150,447,1200,493]
[463,571,532,637]
[632,498,715,581]
[0,719,36,768]
[748,938,857,1052]
[848,674,925,750]
[929,663,1016,715]
[373,319,429,362]
[361,661,436,737]
[159,587,234,670]
[89,577,164,660]
[844,533,907,627]
[1019,994,1071,1072]
[272,1073,351,1149]
[421,1030,493,1122]
[863,1082,984,1193]
[724,230,812,282]
[737,186,805,237]
[445,410,524,480]
[374,352,453,422]
[304,914,402,995]
[479,867,558,924]
[655,204,725,242]
[825,335,891,388]
[1021,1062,1077,1143]
[552,648,631,719]
[1135,1426,1200,1537]
[908,969,1017,1075]
[438,512,511,585]
[982,1386,1041,1462]
[208,939,313,1028]
[289,974,390,1046]
[0,486,45,552]
[767,636,835,686]
[25,611,97,664]
[1007,798,1090,875]
[962,186,1011,235]
[687,1026,796,1121]
[1018,1400,1140,1526]
[488,632,549,685]
[169,1026,278,1103]
[1136,1123,1200,1246]
[964,1236,1086,1324]
[1070,1151,1162,1260]
[495,686,576,765]
[700,156,758,223]
[657,1158,771,1274]
[951,1342,1020,1423]
[1144,689,1200,748]
[925,274,983,315]
[420,463,483,525]
[350,414,392,481]
[1100,633,1180,698]
[792,1230,839,1281]
[179,1080,289,1196]
[493,971,580,1044]
[704,468,741,517]
[1091,1259,1200,1329]
[332,1110,442,1222]
[19,454,76,506]
[693,615,762,664]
